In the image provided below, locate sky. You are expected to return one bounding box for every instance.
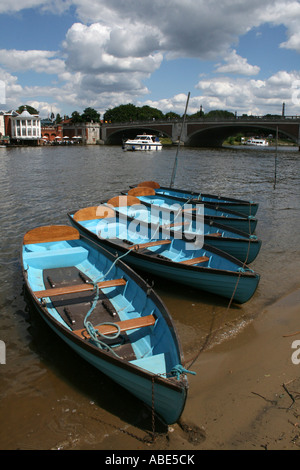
[1,0,300,119]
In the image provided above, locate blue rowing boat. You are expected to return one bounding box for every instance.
[110,193,261,263]
[22,224,189,425]
[68,200,260,304]
[123,187,257,235]
[132,181,259,217]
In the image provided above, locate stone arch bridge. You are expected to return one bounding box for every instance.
[101,116,300,148]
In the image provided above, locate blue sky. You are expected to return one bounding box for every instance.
[1,0,300,118]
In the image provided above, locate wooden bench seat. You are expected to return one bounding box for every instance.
[180,256,209,266]
[131,239,171,250]
[73,314,156,339]
[34,278,127,298]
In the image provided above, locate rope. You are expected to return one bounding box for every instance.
[82,245,136,355]
[185,211,254,370]
[170,364,196,380]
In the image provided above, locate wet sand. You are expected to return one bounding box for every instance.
[179,287,300,450]
[100,287,300,451]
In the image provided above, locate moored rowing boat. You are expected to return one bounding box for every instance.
[22,224,189,425]
[131,181,259,217]
[68,200,260,304]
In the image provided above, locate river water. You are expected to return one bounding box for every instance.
[0,144,300,450]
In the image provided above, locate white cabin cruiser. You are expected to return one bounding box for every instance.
[123,134,162,151]
[246,138,269,147]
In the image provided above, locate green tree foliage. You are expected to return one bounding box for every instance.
[189,110,204,119]
[204,110,235,119]
[104,104,138,122]
[16,105,39,115]
[103,104,238,123]
[71,111,82,123]
[81,107,100,122]
[137,105,164,121]
[165,111,181,120]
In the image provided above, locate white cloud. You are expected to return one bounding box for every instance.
[0,0,46,13]
[195,71,300,115]
[0,49,65,74]
[63,23,163,74]
[215,50,260,76]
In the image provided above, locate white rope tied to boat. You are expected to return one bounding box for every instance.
[82,247,135,356]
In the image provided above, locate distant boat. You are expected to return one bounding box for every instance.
[22,224,189,425]
[245,138,269,147]
[130,181,258,217]
[122,134,162,151]
[68,201,260,304]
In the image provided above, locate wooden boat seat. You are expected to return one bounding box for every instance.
[34,278,127,298]
[24,225,80,245]
[180,256,209,266]
[131,239,171,250]
[73,205,116,222]
[137,181,160,189]
[128,187,156,197]
[182,208,197,213]
[73,314,156,339]
[107,195,141,207]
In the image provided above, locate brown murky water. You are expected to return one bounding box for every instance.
[0,144,300,450]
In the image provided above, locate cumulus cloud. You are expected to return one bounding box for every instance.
[0,49,65,74]
[63,23,163,74]
[215,50,260,76]
[195,71,300,115]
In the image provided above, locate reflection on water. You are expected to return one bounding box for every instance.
[0,144,300,449]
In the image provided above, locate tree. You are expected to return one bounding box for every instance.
[165,111,180,120]
[71,111,82,123]
[104,104,138,122]
[81,107,100,122]
[204,110,235,119]
[137,105,164,121]
[16,105,39,115]
[55,113,62,124]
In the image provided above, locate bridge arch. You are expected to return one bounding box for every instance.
[186,122,299,147]
[103,123,173,145]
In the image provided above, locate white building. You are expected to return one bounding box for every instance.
[0,113,5,136]
[10,107,41,142]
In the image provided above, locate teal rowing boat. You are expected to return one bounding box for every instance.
[123,186,257,234]
[131,181,259,217]
[68,199,260,304]
[22,225,189,425]
[110,190,261,263]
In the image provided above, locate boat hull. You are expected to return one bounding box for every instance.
[125,193,258,234]
[124,143,162,151]
[115,203,261,263]
[22,225,188,425]
[132,183,258,217]
[39,310,187,425]
[69,215,260,304]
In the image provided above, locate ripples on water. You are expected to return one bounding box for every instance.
[0,144,299,449]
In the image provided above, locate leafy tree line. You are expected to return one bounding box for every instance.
[102,104,238,122]
[20,103,281,126]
